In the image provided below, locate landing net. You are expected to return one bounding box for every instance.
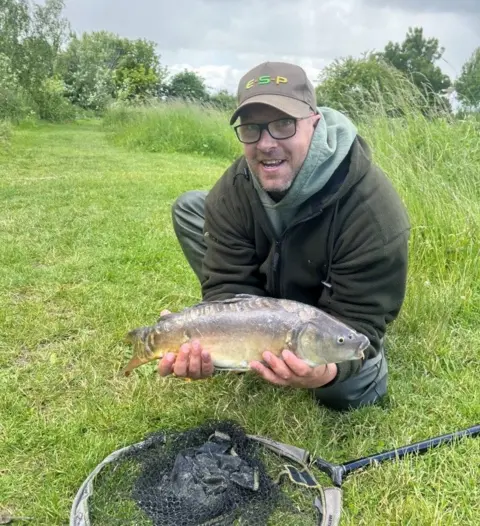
[71,420,328,526]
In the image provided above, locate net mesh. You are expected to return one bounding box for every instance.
[84,420,323,525]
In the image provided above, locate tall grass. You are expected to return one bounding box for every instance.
[359,112,480,368]
[315,54,453,122]
[103,99,242,161]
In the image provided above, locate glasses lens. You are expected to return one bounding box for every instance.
[236,124,260,143]
[235,118,297,143]
[269,118,296,139]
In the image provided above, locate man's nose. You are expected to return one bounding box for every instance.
[256,128,277,150]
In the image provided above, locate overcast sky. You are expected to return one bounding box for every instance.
[62,0,479,94]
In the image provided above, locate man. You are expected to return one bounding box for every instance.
[158,61,410,411]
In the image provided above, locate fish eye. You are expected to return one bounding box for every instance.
[337,336,345,344]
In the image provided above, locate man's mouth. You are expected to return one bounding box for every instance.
[259,159,285,172]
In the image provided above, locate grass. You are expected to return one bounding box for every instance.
[103,99,242,161]
[0,104,479,525]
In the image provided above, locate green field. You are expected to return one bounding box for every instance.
[1,106,479,525]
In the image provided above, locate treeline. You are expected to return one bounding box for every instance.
[0,0,232,122]
[315,27,479,120]
[1,0,479,124]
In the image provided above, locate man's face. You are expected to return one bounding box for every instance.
[238,104,320,194]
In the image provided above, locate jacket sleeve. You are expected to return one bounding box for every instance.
[200,181,266,301]
[318,227,410,383]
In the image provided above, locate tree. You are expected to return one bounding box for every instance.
[166,70,209,102]
[56,31,118,111]
[0,0,72,120]
[315,53,424,119]
[0,52,35,121]
[0,0,70,89]
[209,89,236,111]
[58,31,168,111]
[379,27,451,106]
[455,47,480,111]
[113,38,168,101]
[0,0,31,71]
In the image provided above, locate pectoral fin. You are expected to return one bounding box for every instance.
[120,356,149,377]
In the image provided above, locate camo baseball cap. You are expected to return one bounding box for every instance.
[229,61,318,125]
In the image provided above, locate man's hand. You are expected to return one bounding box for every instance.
[158,340,214,380]
[157,309,214,380]
[249,349,338,389]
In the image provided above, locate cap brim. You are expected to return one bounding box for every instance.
[229,94,313,125]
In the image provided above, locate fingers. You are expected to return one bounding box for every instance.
[281,350,314,377]
[158,352,176,377]
[158,340,213,380]
[249,360,288,386]
[173,344,190,377]
[186,340,214,378]
[201,348,214,377]
[262,351,294,381]
[188,340,202,379]
[249,350,318,388]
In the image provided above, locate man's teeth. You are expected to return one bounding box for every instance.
[262,160,283,165]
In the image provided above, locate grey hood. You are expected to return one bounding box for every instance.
[251,107,358,237]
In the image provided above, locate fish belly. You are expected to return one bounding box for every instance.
[191,332,287,370]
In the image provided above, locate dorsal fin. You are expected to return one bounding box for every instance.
[178,293,263,311]
[155,312,176,322]
[196,293,262,306]
[156,294,269,321]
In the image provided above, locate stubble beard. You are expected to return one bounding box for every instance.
[256,167,296,197]
[247,159,297,199]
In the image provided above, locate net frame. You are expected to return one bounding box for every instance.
[70,420,337,526]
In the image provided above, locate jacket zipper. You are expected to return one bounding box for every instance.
[272,241,281,296]
[270,208,325,298]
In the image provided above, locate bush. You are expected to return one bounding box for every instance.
[0,120,13,147]
[33,77,78,122]
[315,54,451,121]
[0,53,37,122]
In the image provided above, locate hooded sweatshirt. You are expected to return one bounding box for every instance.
[250,107,358,237]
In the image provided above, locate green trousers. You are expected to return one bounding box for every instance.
[171,190,388,411]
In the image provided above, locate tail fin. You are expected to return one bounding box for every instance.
[121,327,149,377]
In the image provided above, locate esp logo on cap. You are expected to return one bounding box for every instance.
[245,76,288,89]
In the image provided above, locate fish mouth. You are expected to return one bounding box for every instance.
[357,337,370,358]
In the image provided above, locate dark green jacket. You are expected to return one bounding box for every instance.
[201,135,410,383]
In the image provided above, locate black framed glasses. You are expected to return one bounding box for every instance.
[234,116,310,144]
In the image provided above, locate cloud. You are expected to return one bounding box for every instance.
[364,0,480,14]
[62,0,479,93]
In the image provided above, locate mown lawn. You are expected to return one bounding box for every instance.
[0,118,479,525]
